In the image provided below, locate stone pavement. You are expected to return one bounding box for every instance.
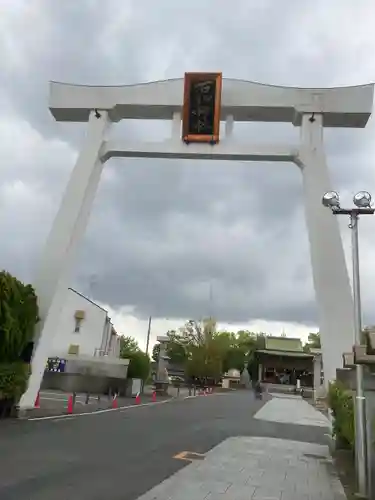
[135,396,345,500]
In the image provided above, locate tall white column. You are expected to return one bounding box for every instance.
[19,110,110,410]
[313,355,322,401]
[297,113,354,385]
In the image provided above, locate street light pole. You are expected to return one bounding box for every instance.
[350,212,367,498]
[322,190,374,499]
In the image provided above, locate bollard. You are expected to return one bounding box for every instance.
[189,387,192,396]
[177,386,180,397]
[72,392,77,406]
[85,392,90,405]
[67,395,74,414]
[34,391,40,408]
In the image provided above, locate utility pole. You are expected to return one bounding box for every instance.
[145,316,152,356]
[141,316,152,395]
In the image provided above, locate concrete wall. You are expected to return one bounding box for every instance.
[107,330,121,358]
[42,372,129,396]
[49,288,108,358]
[42,355,130,395]
[62,354,129,378]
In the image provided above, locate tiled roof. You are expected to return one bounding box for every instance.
[256,349,313,358]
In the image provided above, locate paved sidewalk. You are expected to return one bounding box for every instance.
[135,396,345,500]
[135,437,346,500]
[254,394,330,427]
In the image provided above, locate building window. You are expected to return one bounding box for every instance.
[68,344,80,355]
[74,310,85,333]
[74,318,82,333]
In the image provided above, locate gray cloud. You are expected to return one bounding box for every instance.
[1,0,375,328]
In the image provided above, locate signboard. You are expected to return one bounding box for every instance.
[182,72,222,144]
[45,357,66,373]
[131,378,142,397]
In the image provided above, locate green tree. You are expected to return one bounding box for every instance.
[185,344,222,380]
[217,330,258,373]
[126,351,151,381]
[174,318,226,380]
[303,332,321,352]
[120,336,140,357]
[152,343,160,362]
[308,332,321,348]
[119,335,150,380]
[151,331,187,364]
[151,320,269,382]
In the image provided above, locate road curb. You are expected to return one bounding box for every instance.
[27,391,226,421]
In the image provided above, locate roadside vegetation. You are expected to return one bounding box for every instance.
[0,270,39,417]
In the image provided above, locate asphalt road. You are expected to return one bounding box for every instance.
[0,391,327,500]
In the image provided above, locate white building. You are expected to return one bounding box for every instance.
[49,288,120,359]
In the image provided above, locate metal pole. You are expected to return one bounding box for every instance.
[350,212,367,498]
[142,317,152,395]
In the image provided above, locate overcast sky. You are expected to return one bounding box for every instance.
[2,0,375,348]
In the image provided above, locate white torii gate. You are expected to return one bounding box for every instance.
[19,77,374,409]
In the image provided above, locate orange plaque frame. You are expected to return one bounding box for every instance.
[182,72,222,144]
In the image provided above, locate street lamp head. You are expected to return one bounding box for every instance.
[353,191,372,208]
[322,191,340,209]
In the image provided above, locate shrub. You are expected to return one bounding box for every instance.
[0,271,39,409]
[328,380,355,450]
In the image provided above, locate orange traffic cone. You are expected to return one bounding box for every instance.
[135,392,141,405]
[67,395,73,414]
[152,391,156,403]
[112,394,118,409]
[34,391,40,408]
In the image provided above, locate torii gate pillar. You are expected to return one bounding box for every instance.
[18,77,373,409]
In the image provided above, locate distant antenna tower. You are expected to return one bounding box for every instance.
[208,281,213,318]
[88,274,98,299]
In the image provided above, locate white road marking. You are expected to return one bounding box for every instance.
[53,416,78,422]
[40,397,92,406]
[39,397,67,401]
